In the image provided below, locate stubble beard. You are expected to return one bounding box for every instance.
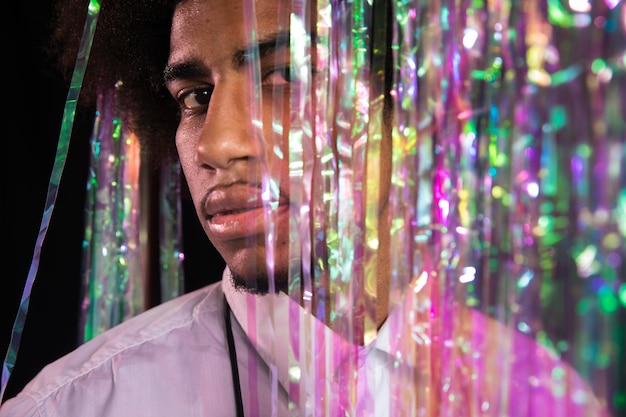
[230,268,290,295]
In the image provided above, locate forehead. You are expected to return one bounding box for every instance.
[170,0,287,51]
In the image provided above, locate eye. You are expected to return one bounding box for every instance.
[179,86,214,111]
[262,66,291,86]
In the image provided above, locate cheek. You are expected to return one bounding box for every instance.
[175,128,197,168]
[175,131,202,191]
[261,92,291,166]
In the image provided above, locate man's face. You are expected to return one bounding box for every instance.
[165,0,392,303]
[166,0,292,292]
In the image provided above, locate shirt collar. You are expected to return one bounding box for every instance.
[222,268,393,395]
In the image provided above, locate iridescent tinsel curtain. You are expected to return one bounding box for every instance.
[79,85,184,341]
[273,0,625,415]
[4,0,623,414]
[43,0,626,415]
[386,0,625,415]
[80,86,143,341]
[158,151,185,303]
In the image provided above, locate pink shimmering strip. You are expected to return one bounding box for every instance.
[309,1,333,413]
[288,299,302,412]
[241,1,276,414]
[288,0,312,412]
[388,1,432,416]
[292,4,314,313]
[351,0,388,413]
[435,1,496,415]
[241,0,277,291]
[313,315,327,417]
[246,297,261,413]
[329,1,363,412]
[446,2,495,414]
[310,1,332,326]
[430,2,457,412]
[348,0,372,351]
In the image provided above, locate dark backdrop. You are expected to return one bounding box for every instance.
[2,1,224,402]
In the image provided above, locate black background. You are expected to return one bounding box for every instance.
[2,1,224,402]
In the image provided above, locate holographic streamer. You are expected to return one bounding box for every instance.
[0,0,101,401]
[241,0,277,293]
[327,0,358,344]
[357,0,390,414]
[3,0,618,414]
[303,2,335,413]
[362,0,389,348]
[326,0,358,412]
[80,85,143,342]
[289,0,314,413]
[286,0,390,413]
[387,0,434,415]
[535,3,626,413]
[310,0,333,333]
[289,2,313,308]
[480,2,624,415]
[386,0,625,416]
[348,0,375,350]
[241,1,280,414]
[158,153,184,302]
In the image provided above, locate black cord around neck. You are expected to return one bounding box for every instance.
[224,295,245,417]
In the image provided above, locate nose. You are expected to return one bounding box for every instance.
[195,78,263,170]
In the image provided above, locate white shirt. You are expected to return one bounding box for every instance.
[0,276,246,417]
[0,269,609,416]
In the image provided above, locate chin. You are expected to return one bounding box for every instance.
[230,267,290,295]
[219,236,292,294]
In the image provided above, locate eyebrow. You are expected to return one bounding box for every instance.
[163,31,291,84]
[233,31,290,67]
[163,60,207,84]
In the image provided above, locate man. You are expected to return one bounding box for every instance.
[0,0,613,415]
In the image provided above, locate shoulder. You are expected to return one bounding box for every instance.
[462,308,610,416]
[0,282,226,416]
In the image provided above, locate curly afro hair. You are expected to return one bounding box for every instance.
[47,0,182,163]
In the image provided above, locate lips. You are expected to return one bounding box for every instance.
[203,183,290,239]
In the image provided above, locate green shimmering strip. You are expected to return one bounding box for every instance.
[0,0,101,400]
